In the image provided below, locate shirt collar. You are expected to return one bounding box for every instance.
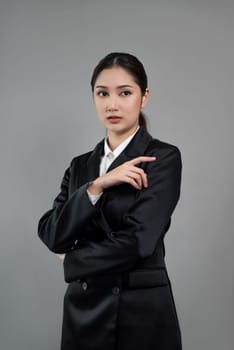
[104,126,140,158]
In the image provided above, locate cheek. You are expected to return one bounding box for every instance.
[94,100,105,113]
[127,98,142,113]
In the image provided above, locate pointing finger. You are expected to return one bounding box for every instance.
[129,156,156,165]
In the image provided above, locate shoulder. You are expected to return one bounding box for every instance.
[69,138,104,169]
[143,136,182,182]
[146,135,182,161]
[71,150,93,165]
[142,132,182,173]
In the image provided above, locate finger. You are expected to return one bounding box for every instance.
[125,176,142,190]
[127,172,143,189]
[127,166,148,188]
[133,170,147,188]
[129,156,156,166]
[141,171,148,188]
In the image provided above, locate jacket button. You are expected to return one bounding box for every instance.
[82,281,88,290]
[112,286,120,295]
[110,232,115,238]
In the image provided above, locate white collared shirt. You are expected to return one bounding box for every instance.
[87,126,140,204]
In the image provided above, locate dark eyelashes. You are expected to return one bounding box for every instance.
[97,91,108,97]
[96,91,132,97]
[121,91,132,96]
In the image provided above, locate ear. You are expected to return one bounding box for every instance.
[141,88,150,108]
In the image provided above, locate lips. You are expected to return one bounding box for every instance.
[107,116,122,123]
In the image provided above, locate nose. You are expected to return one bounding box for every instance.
[106,96,118,112]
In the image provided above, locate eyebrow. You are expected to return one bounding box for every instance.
[95,84,134,89]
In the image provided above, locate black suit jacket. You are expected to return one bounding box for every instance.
[38,127,182,350]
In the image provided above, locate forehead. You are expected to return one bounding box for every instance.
[95,66,138,87]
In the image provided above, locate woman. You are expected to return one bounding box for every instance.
[38,52,182,350]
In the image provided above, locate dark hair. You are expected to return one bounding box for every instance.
[91,52,148,129]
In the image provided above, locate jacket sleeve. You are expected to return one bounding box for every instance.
[38,160,100,253]
[63,146,182,282]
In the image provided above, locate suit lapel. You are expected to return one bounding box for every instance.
[86,139,104,182]
[106,127,153,173]
[84,127,153,182]
[83,127,153,210]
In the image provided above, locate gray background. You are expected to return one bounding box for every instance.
[0,0,233,349]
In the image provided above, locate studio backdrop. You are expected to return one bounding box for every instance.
[0,1,233,349]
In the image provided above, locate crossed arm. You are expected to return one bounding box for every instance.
[38,147,182,282]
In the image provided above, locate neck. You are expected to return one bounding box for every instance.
[107,126,139,151]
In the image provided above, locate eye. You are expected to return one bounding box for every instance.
[120,90,132,96]
[97,91,108,97]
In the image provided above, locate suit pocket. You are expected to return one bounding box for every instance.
[127,269,169,289]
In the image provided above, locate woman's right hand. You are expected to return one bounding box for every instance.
[87,156,156,195]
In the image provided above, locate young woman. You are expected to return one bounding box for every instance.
[38,52,183,350]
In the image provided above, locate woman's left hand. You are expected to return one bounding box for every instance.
[56,253,66,262]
